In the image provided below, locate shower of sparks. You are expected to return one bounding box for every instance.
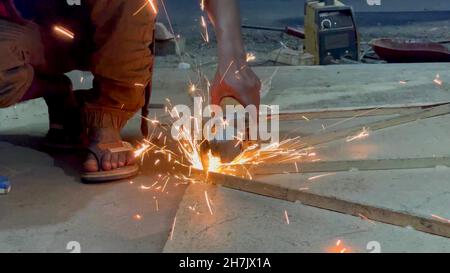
[284,210,290,224]
[346,127,370,142]
[200,15,210,43]
[434,74,443,86]
[204,190,214,215]
[134,214,143,221]
[127,0,392,221]
[53,25,75,39]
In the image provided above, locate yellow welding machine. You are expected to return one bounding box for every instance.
[304,0,360,65]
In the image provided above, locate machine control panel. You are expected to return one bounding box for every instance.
[319,11,355,30]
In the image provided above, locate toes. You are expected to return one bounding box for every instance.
[111,152,119,169]
[126,151,135,166]
[102,152,112,171]
[84,153,99,172]
[118,152,126,167]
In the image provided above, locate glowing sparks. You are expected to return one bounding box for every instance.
[140,185,152,190]
[134,214,143,221]
[53,25,75,40]
[148,0,158,15]
[200,16,209,43]
[284,210,290,225]
[326,239,352,253]
[134,144,151,158]
[431,214,450,224]
[220,60,235,84]
[206,152,222,173]
[134,0,158,16]
[246,52,256,62]
[200,0,205,11]
[169,216,177,240]
[346,127,370,142]
[189,83,197,94]
[204,190,214,215]
[434,74,443,86]
[308,173,335,181]
[358,213,376,225]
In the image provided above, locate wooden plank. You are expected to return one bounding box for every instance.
[205,171,450,239]
[273,101,450,121]
[292,103,450,150]
[249,157,450,175]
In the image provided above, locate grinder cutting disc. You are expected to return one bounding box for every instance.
[211,97,246,163]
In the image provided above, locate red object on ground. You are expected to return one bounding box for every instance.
[370,38,450,63]
[0,2,8,17]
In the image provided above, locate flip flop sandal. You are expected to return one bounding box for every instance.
[81,141,139,182]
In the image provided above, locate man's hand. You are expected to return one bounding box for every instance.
[205,0,261,108]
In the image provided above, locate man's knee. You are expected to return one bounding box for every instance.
[0,64,34,108]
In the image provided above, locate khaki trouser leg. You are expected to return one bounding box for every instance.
[0,18,45,108]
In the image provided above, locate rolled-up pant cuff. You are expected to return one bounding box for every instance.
[83,105,135,130]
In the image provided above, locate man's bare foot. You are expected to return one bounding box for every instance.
[83,127,135,172]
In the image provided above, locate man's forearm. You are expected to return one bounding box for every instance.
[205,0,246,70]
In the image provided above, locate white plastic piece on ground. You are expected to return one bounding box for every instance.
[178,62,191,70]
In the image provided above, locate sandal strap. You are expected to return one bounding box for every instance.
[87,141,134,171]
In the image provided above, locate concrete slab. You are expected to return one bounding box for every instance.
[0,120,187,253]
[163,183,450,253]
[145,64,450,111]
[256,166,450,221]
[279,114,450,161]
